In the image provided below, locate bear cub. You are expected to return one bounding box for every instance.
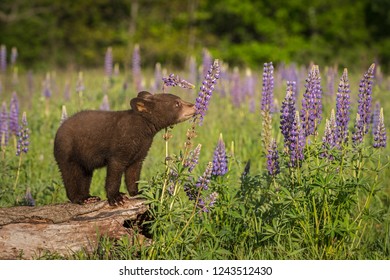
[54,91,195,206]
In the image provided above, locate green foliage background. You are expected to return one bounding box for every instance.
[1,0,390,71]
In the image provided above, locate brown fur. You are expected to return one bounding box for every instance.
[54,91,195,205]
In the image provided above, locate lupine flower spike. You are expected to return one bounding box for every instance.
[162,74,195,91]
[184,162,213,201]
[0,45,6,72]
[198,192,218,213]
[289,111,305,168]
[104,47,113,78]
[184,143,202,172]
[194,59,220,125]
[280,81,296,152]
[300,64,323,138]
[267,138,280,176]
[16,112,30,156]
[196,162,213,191]
[321,110,337,159]
[352,63,375,145]
[9,92,20,135]
[212,133,228,176]
[261,62,275,113]
[132,44,142,92]
[335,68,351,146]
[373,108,386,148]
[358,63,375,134]
[372,102,381,136]
[261,62,274,151]
[1,102,9,147]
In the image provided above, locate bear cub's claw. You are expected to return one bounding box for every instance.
[83,196,101,204]
[108,193,129,206]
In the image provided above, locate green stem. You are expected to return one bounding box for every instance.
[160,128,170,204]
[166,187,202,252]
[13,154,23,191]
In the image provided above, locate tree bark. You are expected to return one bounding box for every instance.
[0,198,148,259]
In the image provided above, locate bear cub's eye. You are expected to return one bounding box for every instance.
[175,101,181,108]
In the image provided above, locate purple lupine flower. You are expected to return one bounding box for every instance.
[280,81,297,150]
[162,73,195,90]
[0,102,9,147]
[335,68,351,145]
[373,108,386,148]
[245,68,256,97]
[267,138,280,176]
[194,59,220,125]
[372,101,381,136]
[352,114,364,145]
[261,62,275,112]
[212,134,228,176]
[184,143,202,173]
[104,47,113,78]
[300,65,323,137]
[289,111,305,168]
[196,162,213,190]
[0,45,6,72]
[167,169,179,196]
[11,47,18,66]
[198,192,219,213]
[16,112,29,156]
[9,92,19,135]
[184,181,196,201]
[132,44,142,92]
[100,94,110,111]
[356,63,375,135]
[246,69,257,113]
[261,62,275,151]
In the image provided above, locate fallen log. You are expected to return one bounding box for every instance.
[0,198,148,259]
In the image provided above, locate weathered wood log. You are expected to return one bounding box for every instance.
[0,198,148,259]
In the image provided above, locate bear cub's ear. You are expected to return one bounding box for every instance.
[130,91,154,113]
[137,91,153,99]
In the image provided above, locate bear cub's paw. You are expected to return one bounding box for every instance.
[82,196,101,204]
[108,192,129,206]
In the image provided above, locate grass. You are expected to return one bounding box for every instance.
[0,60,389,260]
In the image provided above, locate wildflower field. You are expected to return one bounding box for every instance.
[0,46,389,260]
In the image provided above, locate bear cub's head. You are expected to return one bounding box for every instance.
[130,91,196,128]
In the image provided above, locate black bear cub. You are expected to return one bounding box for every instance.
[54,91,195,206]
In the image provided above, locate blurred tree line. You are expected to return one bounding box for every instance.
[1,0,390,71]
